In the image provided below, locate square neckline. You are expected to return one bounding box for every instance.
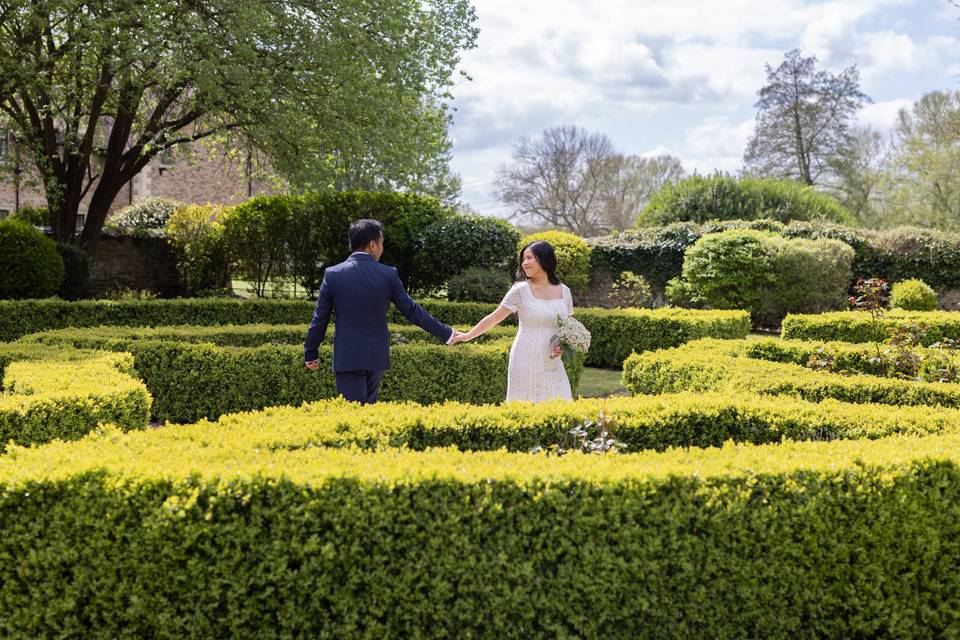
[523,281,565,302]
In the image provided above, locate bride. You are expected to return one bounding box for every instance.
[452,240,574,403]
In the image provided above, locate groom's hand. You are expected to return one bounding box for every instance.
[305,359,320,371]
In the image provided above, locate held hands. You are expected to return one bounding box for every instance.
[304,359,320,371]
[447,329,472,346]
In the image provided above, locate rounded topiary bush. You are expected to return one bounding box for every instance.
[447,267,514,303]
[637,174,854,227]
[890,278,938,311]
[518,230,590,294]
[0,220,65,299]
[676,228,854,327]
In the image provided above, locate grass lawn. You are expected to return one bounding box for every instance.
[577,367,626,398]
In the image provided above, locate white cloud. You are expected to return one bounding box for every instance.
[857,98,914,131]
[449,0,955,215]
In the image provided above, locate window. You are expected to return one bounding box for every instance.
[0,129,7,159]
[159,147,174,167]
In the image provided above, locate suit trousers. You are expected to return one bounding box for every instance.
[335,369,386,405]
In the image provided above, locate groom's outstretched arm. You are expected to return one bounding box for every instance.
[304,275,333,363]
[389,269,453,343]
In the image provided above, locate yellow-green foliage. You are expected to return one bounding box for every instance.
[519,230,592,294]
[782,309,960,344]
[148,391,960,452]
[0,348,149,447]
[890,278,938,311]
[19,323,518,349]
[3,298,749,368]
[0,427,958,637]
[19,327,583,422]
[623,338,960,407]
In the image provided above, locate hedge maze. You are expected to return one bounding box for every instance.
[1,299,958,637]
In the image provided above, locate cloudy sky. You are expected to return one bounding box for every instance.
[447,0,960,215]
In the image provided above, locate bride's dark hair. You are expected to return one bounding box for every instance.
[517,241,561,285]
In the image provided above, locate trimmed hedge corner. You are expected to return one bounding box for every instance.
[0,346,149,447]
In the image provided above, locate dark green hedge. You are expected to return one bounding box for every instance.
[6,299,749,369]
[1,436,958,638]
[0,298,314,342]
[590,220,960,297]
[637,174,854,226]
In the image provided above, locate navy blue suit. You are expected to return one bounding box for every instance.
[303,252,453,404]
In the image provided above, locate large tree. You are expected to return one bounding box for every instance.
[827,125,896,227]
[494,125,683,235]
[598,154,684,230]
[743,49,869,186]
[883,90,960,229]
[0,0,477,252]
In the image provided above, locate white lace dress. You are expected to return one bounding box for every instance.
[500,281,574,403]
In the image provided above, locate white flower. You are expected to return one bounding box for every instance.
[556,315,591,354]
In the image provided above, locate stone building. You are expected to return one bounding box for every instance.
[0,129,275,227]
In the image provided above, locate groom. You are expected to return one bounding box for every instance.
[304,219,461,404]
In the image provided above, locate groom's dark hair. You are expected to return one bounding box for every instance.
[348,219,385,251]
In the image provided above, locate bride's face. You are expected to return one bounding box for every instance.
[521,248,542,279]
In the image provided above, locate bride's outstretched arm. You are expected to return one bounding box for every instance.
[458,305,513,342]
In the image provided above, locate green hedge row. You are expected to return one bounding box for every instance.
[1,430,958,637]
[590,219,960,295]
[622,339,960,408]
[4,299,750,368]
[781,310,960,344]
[0,346,149,447]
[18,329,583,422]
[19,323,516,349]
[171,392,960,453]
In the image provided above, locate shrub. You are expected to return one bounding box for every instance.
[222,195,293,297]
[0,220,65,299]
[637,174,853,226]
[758,236,854,326]
[676,229,854,327]
[294,191,454,296]
[676,229,778,319]
[1,429,959,637]
[890,279,938,311]
[164,204,231,295]
[55,242,89,300]
[446,267,514,303]
[415,215,519,294]
[10,205,48,227]
[105,197,183,238]
[518,230,591,295]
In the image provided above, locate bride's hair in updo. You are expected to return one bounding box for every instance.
[517,241,561,285]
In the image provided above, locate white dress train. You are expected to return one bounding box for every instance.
[500,281,574,403]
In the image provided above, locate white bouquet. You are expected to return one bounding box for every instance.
[550,314,591,366]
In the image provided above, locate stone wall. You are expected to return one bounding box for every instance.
[85,235,185,298]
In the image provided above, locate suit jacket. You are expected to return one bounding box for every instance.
[303,252,453,372]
